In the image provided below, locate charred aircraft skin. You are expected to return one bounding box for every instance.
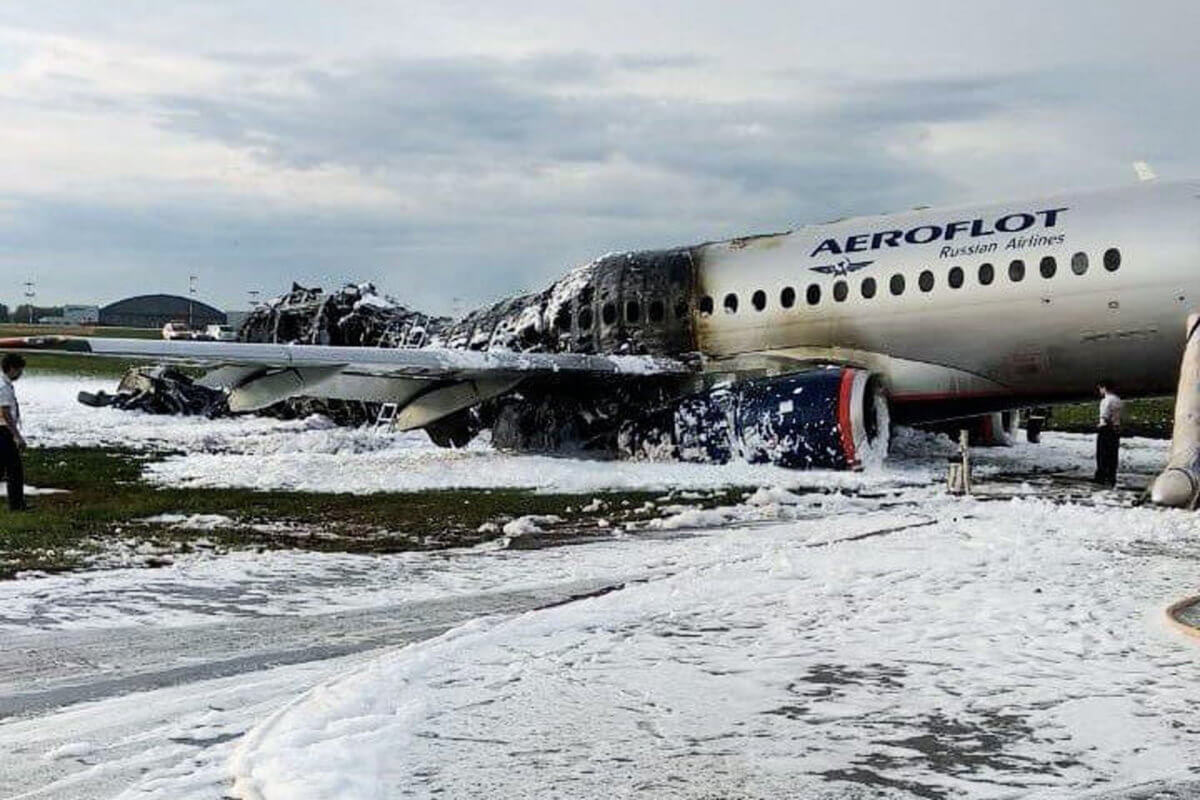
[426,248,716,457]
[241,252,703,360]
[241,282,451,349]
[238,282,453,425]
[433,247,700,357]
[232,257,717,458]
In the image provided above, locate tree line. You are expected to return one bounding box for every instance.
[0,304,68,324]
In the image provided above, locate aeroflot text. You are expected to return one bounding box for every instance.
[809,207,1069,257]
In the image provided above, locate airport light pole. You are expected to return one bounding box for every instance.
[188,275,198,329]
[23,281,34,324]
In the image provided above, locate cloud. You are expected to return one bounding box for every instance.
[153,56,1021,206]
[1,5,1199,313]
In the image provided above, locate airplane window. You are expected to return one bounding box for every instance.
[625,300,640,324]
[554,304,572,332]
[918,270,934,292]
[752,290,767,311]
[675,299,689,319]
[578,307,593,330]
[948,266,964,289]
[1009,259,1025,282]
[861,277,877,299]
[833,280,848,302]
[890,274,905,296]
[978,262,995,285]
[724,293,739,313]
[1071,252,1088,275]
[806,284,821,305]
[1040,256,1057,279]
[649,299,665,323]
[1104,248,1121,272]
[602,302,617,326]
[780,286,796,308]
[700,296,714,316]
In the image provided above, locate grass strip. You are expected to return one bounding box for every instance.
[0,446,749,579]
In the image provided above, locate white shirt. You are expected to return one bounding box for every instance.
[0,373,19,431]
[1099,393,1123,428]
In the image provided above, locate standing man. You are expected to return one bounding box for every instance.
[0,354,27,511]
[1094,378,1123,487]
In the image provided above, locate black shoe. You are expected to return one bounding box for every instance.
[9,503,31,512]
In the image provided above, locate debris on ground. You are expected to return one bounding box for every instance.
[77,366,230,417]
[78,283,449,426]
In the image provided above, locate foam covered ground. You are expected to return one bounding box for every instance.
[9,374,1200,799]
[19,374,1168,494]
[230,498,1200,799]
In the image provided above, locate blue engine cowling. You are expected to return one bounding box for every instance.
[621,367,889,470]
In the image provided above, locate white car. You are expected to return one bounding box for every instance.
[162,321,192,340]
[205,324,237,342]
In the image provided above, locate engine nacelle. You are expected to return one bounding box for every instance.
[623,367,890,470]
[735,368,889,469]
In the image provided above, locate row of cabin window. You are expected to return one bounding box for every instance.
[567,248,1123,330]
[572,297,691,332]
[698,248,1122,315]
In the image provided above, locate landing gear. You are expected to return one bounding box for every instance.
[424,409,481,449]
[1026,407,1049,444]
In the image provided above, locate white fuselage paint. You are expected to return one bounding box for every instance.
[694,180,1200,410]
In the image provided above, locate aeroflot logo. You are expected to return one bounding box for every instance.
[809,207,1070,261]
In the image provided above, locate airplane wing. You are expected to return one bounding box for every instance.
[0,336,695,428]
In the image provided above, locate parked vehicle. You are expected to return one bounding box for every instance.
[162,321,192,340]
[205,324,237,342]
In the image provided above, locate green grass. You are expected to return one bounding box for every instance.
[1043,396,1175,439]
[0,323,162,339]
[0,446,749,579]
[22,353,142,378]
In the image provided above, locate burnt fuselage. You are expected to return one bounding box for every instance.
[434,248,701,357]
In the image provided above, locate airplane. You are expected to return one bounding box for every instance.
[4,177,1198,485]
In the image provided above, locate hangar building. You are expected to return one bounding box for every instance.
[99,295,227,329]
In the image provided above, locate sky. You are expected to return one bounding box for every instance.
[0,1,1197,314]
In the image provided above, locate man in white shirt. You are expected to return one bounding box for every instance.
[1094,379,1123,487]
[0,353,28,511]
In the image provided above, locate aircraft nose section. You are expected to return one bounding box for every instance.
[1150,467,1199,508]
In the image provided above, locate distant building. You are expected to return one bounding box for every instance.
[224,311,251,332]
[39,306,100,325]
[99,294,227,329]
[65,305,100,324]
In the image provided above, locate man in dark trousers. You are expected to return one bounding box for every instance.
[0,354,28,511]
[1094,379,1123,487]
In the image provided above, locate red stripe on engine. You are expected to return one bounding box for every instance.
[837,370,857,468]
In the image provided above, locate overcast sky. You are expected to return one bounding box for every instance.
[1,1,1197,313]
